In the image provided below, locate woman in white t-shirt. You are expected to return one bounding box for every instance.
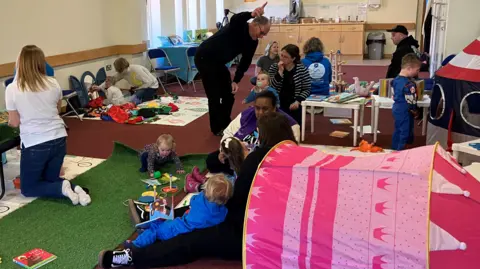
[5,45,91,206]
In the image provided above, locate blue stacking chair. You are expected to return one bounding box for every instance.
[148,48,184,92]
[185,46,200,92]
[3,77,14,88]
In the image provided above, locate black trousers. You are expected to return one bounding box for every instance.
[194,55,234,134]
[131,220,242,268]
[206,150,234,175]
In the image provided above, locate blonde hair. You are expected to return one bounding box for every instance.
[114,57,130,73]
[264,41,280,59]
[156,134,176,150]
[401,53,422,69]
[16,45,51,92]
[204,174,233,205]
[303,37,324,54]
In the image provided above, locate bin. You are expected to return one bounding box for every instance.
[366,32,386,60]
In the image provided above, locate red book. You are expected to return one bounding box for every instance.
[13,249,57,269]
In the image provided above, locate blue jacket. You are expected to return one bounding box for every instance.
[133,192,227,246]
[244,86,280,106]
[301,52,332,95]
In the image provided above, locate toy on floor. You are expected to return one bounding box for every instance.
[136,177,175,229]
[159,173,178,183]
[351,140,384,153]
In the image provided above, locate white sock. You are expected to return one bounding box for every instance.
[62,180,79,205]
[74,186,91,206]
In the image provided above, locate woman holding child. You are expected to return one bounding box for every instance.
[98,111,298,268]
[269,44,312,125]
[5,45,91,206]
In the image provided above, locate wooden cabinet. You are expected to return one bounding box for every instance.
[256,23,365,59]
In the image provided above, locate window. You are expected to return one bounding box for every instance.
[187,0,198,30]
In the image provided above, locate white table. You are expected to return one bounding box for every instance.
[371,95,431,143]
[452,139,480,160]
[301,99,365,146]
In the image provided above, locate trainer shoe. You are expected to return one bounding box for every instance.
[192,166,207,184]
[98,249,133,268]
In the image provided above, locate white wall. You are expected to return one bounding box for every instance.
[0,0,147,109]
[444,0,480,56]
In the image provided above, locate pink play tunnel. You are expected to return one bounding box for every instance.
[244,141,480,269]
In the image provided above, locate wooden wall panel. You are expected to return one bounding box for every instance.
[365,23,416,31]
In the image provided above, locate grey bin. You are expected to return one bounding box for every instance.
[366,32,386,60]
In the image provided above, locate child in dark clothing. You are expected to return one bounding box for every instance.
[125,174,233,248]
[139,134,185,176]
[391,53,421,151]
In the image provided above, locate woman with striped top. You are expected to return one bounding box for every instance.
[268,44,311,125]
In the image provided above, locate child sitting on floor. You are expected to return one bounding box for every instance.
[139,134,185,176]
[125,174,233,248]
[242,72,280,107]
[391,53,421,151]
[185,137,248,193]
[91,77,137,106]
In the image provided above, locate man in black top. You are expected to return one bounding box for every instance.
[195,2,270,136]
[386,25,420,78]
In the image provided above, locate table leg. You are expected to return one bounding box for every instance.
[301,104,306,142]
[353,108,359,147]
[373,105,380,143]
[422,107,428,136]
[310,106,314,133]
[359,104,364,137]
[370,99,375,132]
[453,150,460,160]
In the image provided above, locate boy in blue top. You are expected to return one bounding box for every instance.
[301,37,332,96]
[126,174,233,248]
[243,72,280,107]
[391,53,421,151]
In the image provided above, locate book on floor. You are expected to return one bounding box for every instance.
[13,248,57,269]
[330,131,350,138]
[330,119,352,125]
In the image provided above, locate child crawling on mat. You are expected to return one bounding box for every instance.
[242,72,280,107]
[139,134,185,176]
[124,174,233,248]
[184,137,249,193]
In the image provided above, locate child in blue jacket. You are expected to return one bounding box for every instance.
[301,37,332,96]
[391,53,421,151]
[128,174,233,248]
[243,73,280,107]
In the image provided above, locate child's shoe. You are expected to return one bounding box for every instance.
[184,173,200,193]
[192,166,207,184]
[98,249,133,268]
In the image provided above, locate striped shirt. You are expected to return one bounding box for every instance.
[140,143,183,173]
[268,63,312,102]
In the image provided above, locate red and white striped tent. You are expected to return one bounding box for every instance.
[427,37,480,153]
[436,37,480,82]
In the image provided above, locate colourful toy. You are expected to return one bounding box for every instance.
[160,173,178,183]
[329,50,347,93]
[353,77,375,97]
[153,171,162,179]
[162,185,178,193]
[351,140,384,153]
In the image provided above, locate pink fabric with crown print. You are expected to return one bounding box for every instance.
[244,142,434,269]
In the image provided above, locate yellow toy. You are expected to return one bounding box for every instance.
[160,173,178,183]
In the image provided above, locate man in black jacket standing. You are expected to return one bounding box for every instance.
[386,25,420,78]
[195,3,270,136]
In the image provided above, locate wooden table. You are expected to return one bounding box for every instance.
[371,95,431,143]
[301,99,365,146]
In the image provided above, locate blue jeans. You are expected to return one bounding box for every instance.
[20,137,72,198]
[134,87,157,103]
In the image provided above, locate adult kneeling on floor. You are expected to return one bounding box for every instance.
[98,111,298,268]
[5,45,91,206]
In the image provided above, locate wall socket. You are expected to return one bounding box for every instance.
[106,64,112,71]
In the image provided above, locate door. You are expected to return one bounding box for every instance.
[319,31,341,54]
[340,31,364,55]
[298,25,321,55]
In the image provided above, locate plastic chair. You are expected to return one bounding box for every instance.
[61,76,88,121]
[185,47,200,92]
[148,48,184,92]
[3,77,14,88]
[96,67,107,86]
